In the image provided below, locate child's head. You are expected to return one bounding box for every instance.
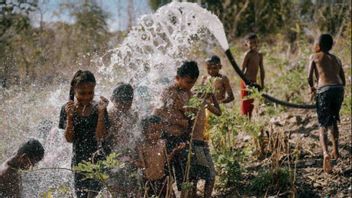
[315,34,333,52]
[16,139,44,169]
[176,61,199,91]
[206,55,222,77]
[245,33,258,50]
[69,70,96,105]
[111,83,134,112]
[141,115,163,143]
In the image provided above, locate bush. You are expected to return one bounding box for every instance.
[250,168,290,195]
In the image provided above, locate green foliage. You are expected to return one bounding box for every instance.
[341,85,352,116]
[41,184,74,198]
[181,182,193,191]
[250,168,290,194]
[185,79,215,119]
[213,150,242,190]
[268,67,307,104]
[73,153,123,186]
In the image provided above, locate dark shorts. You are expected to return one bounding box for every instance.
[161,132,189,191]
[74,172,102,198]
[189,140,216,182]
[316,85,344,128]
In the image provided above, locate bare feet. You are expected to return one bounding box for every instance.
[323,154,332,173]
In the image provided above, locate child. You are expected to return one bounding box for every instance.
[240,33,265,119]
[105,83,139,197]
[154,61,199,191]
[0,139,44,197]
[59,70,110,198]
[202,55,234,103]
[190,93,221,198]
[106,83,137,153]
[136,115,185,197]
[307,34,345,173]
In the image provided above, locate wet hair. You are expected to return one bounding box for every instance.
[318,34,333,52]
[69,70,96,100]
[206,55,221,65]
[246,33,257,41]
[111,83,134,102]
[177,61,199,79]
[141,115,162,133]
[17,139,44,162]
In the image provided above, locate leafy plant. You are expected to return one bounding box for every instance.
[73,152,123,194]
[249,168,290,195]
[213,150,242,190]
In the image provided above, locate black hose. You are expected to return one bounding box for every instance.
[225,49,316,109]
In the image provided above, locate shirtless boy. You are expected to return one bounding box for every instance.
[190,93,221,198]
[136,115,185,197]
[106,83,139,197]
[0,139,44,198]
[240,33,265,118]
[202,55,234,104]
[308,34,345,173]
[154,61,199,191]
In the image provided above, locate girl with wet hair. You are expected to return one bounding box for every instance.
[59,70,110,198]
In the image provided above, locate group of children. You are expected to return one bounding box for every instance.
[0,33,346,198]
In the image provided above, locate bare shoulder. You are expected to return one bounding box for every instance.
[309,53,320,62]
[221,74,229,82]
[244,50,252,57]
[330,53,342,65]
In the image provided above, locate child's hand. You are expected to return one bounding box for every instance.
[310,87,316,100]
[174,142,186,152]
[98,96,109,112]
[65,100,75,117]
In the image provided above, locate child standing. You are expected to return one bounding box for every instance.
[136,115,185,197]
[202,55,234,104]
[106,83,137,154]
[0,139,44,198]
[154,61,199,191]
[190,93,221,198]
[240,33,265,119]
[105,83,139,197]
[307,34,345,173]
[59,70,110,198]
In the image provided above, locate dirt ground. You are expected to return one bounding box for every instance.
[215,109,351,198]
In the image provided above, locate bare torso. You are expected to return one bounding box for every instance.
[312,52,343,88]
[154,84,192,137]
[0,159,20,198]
[192,106,206,141]
[108,109,137,152]
[243,50,262,82]
[139,140,167,181]
[203,75,227,101]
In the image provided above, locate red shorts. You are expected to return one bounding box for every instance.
[240,80,254,117]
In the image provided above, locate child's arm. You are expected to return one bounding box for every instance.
[64,101,74,143]
[337,58,346,86]
[259,53,265,88]
[205,94,222,116]
[135,145,146,168]
[167,142,186,162]
[307,55,317,93]
[96,96,109,140]
[241,52,249,73]
[221,76,234,103]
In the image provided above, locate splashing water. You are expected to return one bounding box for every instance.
[1,1,231,197]
[97,1,229,116]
